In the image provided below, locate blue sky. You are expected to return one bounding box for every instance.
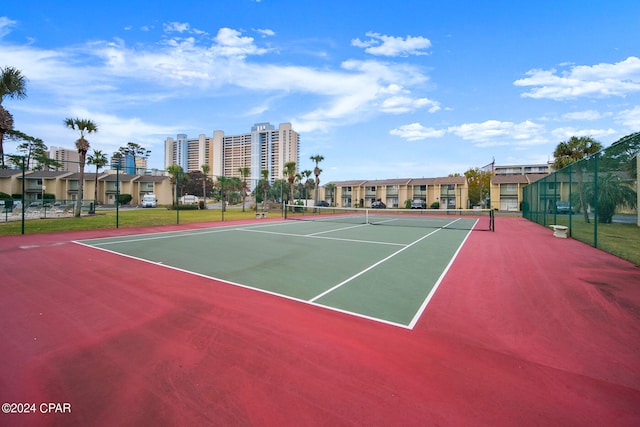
[1,0,639,182]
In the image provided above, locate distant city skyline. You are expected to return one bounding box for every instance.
[1,1,639,182]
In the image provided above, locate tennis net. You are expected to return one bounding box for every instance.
[284,206,494,231]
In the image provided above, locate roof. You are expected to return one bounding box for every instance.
[0,169,23,177]
[328,176,467,187]
[17,170,73,179]
[491,175,531,184]
[136,175,170,183]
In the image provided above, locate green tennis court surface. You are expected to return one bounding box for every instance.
[75,217,478,328]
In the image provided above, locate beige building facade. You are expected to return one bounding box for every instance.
[0,169,172,207]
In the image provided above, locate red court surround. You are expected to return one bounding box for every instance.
[1,217,639,426]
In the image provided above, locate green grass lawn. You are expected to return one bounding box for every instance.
[0,207,270,236]
[542,213,640,266]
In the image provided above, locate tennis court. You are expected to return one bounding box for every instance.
[75,208,493,328]
[2,212,639,426]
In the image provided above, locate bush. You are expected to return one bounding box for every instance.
[166,203,200,211]
[118,194,133,205]
[430,201,440,209]
[0,192,11,200]
[404,199,412,209]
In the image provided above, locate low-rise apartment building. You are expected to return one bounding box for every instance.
[0,169,172,206]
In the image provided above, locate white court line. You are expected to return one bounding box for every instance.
[407,227,473,329]
[309,227,443,303]
[73,239,413,329]
[74,219,297,246]
[307,222,369,236]
[237,227,407,247]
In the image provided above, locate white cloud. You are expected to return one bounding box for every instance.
[1,22,440,138]
[550,127,617,140]
[0,16,17,38]
[616,106,640,129]
[448,120,547,147]
[514,56,640,100]
[380,96,440,114]
[352,32,431,57]
[561,110,603,121]
[163,22,191,33]
[389,123,445,141]
[255,28,275,37]
[211,27,268,57]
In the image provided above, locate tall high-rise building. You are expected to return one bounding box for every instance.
[110,153,147,174]
[48,146,80,172]
[165,123,299,187]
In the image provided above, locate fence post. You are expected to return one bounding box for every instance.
[593,155,598,248]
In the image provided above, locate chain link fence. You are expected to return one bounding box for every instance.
[522,134,639,265]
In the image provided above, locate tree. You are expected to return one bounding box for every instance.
[118,142,151,174]
[167,164,183,207]
[269,179,288,204]
[87,149,108,205]
[8,130,47,170]
[584,172,637,223]
[0,66,28,167]
[325,183,336,206]
[283,161,297,208]
[301,169,314,205]
[238,167,250,212]
[260,169,270,208]
[464,167,491,208]
[552,136,603,170]
[552,136,604,223]
[65,117,98,217]
[310,154,324,206]
[599,132,640,178]
[182,171,213,198]
[214,175,241,210]
[201,164,210,208]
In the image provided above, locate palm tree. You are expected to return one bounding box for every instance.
[167,164,183,207]
[0,66,28,167]
[260,169,269,210]
[552,136,603,223]
[238,167,250,212]
[584,173,637,223]
[283,161,297,208]
[325,183,336,206]
[301,169,313,206]
[65,117,98,217]
[87,149,108,206]
[310,154,324,206]
[201,164,210,209]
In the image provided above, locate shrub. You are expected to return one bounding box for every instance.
[430,201,440,209]
[118,194,133,205]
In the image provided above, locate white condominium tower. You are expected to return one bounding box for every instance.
[164,122,299,187]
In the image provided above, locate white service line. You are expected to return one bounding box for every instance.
[309,227,443,302]
[237,227,406,247]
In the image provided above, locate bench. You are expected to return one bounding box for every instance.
[549,225,568,238]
